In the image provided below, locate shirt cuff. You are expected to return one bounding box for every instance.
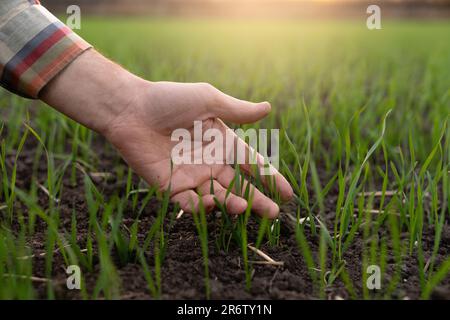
[0,1,92,99]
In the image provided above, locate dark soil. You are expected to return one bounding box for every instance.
[4,136,450,300]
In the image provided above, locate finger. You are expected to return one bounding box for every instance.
[216,166,280,219]
[206,85,271,124]
[197,179,248,215]
[228,129,294,202]
[171,189,215,214]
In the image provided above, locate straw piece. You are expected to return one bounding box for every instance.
[89,172,113,179]
[248,244,284,266]
[358,190,397,197]
[37,183,60,203]
[176,209,185,219]
[17,247,87,260]
[3,273,51,283]
[248,260,284,266]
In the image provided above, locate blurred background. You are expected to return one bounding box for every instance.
[41,0,450,19]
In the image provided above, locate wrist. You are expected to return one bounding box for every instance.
[40,49,149,135]
[94,68,150,137]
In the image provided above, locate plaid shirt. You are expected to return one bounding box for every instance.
[0,0,91,99]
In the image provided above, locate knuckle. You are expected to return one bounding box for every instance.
[216,188,227,199]
[197,82,223,114]
[198,82,215,92]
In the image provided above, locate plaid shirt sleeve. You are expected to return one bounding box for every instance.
[0,0,91,99]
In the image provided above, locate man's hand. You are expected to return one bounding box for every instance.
[41,50,293,218]
[105,81,293,218]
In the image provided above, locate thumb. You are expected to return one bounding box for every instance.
[208,89,272,124]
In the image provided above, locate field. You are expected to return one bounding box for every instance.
[0,18,449,299]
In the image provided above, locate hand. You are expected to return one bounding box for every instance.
[41,50,293,218]
[104,81,293,218]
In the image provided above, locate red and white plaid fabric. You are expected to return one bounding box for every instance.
[0,0,91,98]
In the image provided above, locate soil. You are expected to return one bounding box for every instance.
[3,135,450,300]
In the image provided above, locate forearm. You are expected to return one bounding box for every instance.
[0,1,147,135]
[39,49,148,135]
